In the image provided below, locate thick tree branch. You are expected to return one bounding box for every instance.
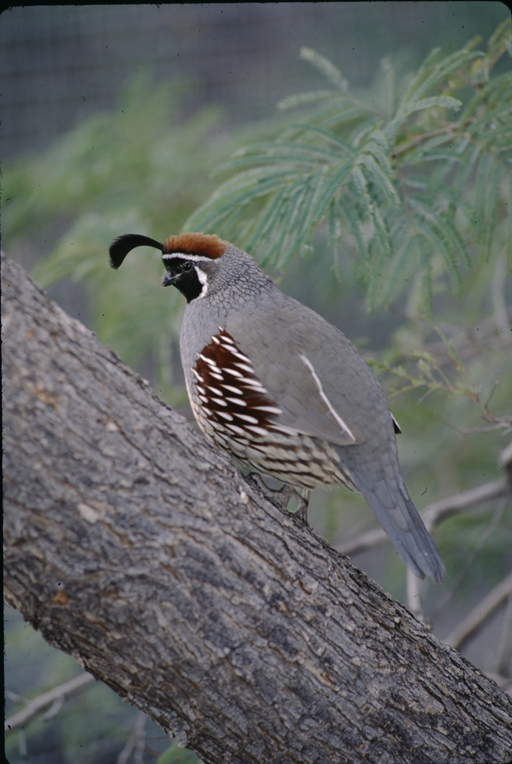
[3,255,512,764]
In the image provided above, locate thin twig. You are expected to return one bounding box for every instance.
[19,729,27,760]
[389,309,512,369]
[116,711,147,764]
[391,124,461,157]
[407,569,426,624]
[429,502,506,622]
[444,571,512,651]
[497,595,512,677]
[492,252,511,338]
[421,479,509,530]
[5,672,96,735]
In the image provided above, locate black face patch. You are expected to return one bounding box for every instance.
[162,257,206,302]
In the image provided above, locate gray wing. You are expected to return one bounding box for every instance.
[225,293,385,447]
[226,292,446,583]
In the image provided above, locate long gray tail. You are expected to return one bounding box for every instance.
[354,471,446,583]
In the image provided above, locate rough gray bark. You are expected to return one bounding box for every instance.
[3,254,512,764]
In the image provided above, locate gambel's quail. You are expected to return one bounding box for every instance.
[109,232,446,583]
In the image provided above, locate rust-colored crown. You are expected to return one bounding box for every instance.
[164,233,229,260]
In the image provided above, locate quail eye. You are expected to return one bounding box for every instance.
[181,261,193,272]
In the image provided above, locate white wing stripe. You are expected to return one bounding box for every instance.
[300,354,357,443]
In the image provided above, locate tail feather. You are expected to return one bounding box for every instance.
[356,474,446,583]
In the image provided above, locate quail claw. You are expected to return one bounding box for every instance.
[243,473,295,509]
[293,488,311,525]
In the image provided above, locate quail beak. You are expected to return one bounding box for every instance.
[162,272,177,288]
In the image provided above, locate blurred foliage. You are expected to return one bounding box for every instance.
[3,71,284,405]
[187,20,511,313]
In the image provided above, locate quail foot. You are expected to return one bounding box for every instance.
[109,232,446,583]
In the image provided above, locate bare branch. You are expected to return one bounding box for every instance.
[116,711,148,764]
[444,571,512,651]
[499,442,512,488]
[428,311,512,367]
[406,569,426,624]
[497,596,512,678]
[4,673,96,735]
[492,252,511,338]
[430,502,506,623]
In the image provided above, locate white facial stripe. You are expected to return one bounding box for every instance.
[300,354,357,443]
[194,265,208,298]
[162,253,212,263]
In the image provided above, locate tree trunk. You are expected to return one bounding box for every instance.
[3,254,512,764]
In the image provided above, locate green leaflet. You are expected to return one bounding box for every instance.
[300,47,349,93]
[277,90,338,111]
[467,99,512,137]
[410,207,462,292]
[472,153,495,249]
[403,95,462,116]
[222,139,347,167]
[337,195,369,265]
[404,48,482,105]
[356,152,398,205]
[287,123,357,155]
[373,229,414,309]
[193,27,510,312]
[300,160,354,233]
[418,236,434,315]
[185,168,298,231]
[246,186,293,252]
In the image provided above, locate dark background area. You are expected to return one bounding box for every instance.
[2,3,508,161]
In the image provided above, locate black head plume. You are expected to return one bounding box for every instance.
[109,234,164,269]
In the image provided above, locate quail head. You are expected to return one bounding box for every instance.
[109,232,446,583]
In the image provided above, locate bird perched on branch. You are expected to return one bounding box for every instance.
[109,232,445,583]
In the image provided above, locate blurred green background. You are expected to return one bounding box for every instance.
[3,4,511,763]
